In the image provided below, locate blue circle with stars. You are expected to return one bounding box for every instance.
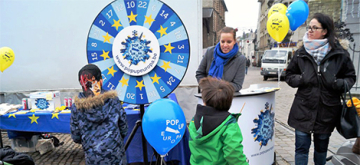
[86,0,190,105]
[35,98,50,110]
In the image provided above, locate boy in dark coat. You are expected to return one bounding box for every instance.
[70,64,128,165]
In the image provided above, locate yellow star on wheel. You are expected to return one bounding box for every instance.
[150,73,161,84]
[107,66,117,77]
[112,19,122,31]
[164,43,175,54]
[127,11,137,23]
[29,114,39,124]
[103,32,112,43]
[51,113,59,119]
[144,14,155,26]
[157,25,168,37]
[100,50,110,60]
[160,61,171,72]
[135,80,145,91]
[119,77,129,87]
[8,114,16,118]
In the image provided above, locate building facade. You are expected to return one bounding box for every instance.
[202,0,228,48]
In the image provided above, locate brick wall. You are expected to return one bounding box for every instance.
[308,0,341,23]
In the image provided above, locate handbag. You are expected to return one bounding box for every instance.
[336,80,360,139]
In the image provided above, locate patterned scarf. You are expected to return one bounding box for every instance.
[303,32,331,65]
[208,43,239,78]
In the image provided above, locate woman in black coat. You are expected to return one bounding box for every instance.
[285,13,356,165]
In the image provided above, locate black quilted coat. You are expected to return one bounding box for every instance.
[285,41,356,134]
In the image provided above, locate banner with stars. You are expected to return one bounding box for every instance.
[86,0,190,104]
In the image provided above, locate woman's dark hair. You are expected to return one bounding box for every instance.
[199,77,234,111]
[219,27,237,41]
[312,13,337,48]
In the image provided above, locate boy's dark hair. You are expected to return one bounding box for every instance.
[312,13,337,48]
[78,64,102,81]
[199,77,234,111]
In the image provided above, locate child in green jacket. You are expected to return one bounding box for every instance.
[189,77,248,165]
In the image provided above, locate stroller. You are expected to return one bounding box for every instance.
[327,139,360,165]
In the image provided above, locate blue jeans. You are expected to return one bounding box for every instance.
[245,67,248,74]
[295,130,331,165]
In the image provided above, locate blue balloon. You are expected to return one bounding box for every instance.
[286,0,309,31]
[142,99,186,156]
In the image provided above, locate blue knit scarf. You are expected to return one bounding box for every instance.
[208,43,239,78]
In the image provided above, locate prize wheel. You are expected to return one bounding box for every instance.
[86,0,190,104]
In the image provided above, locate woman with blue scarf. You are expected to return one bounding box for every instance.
[196,27,246,91]
[285,13,356,165]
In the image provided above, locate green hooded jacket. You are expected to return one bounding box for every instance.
[189,104,248,165]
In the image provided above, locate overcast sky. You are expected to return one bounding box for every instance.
[224,0,260,37]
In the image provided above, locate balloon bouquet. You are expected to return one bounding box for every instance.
[0,47,15,72]
[142,99,186,164]
[266,0,309,85]
[267,0,309,42]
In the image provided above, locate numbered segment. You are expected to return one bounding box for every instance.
[86,0,190,104]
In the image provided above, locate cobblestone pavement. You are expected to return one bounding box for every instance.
[0,66,354,165]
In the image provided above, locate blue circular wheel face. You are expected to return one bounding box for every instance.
[86,0,190,104]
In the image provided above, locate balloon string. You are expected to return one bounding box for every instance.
[160,155,167,165]
[277,42,281,88]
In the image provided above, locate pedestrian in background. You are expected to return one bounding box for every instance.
[196,27,246,92]
[70,64,128,165]
[285,13,356,165]
[189,77,249,165]
[246,57,251,75]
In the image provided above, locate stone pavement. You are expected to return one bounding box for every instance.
[0,66,354,165]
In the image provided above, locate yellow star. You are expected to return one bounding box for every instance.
[164,43,175,54]
[127,11,138,23]
[103,32,112,43]
[160,61,171,72]
[112,19,122,31]
[119,77,129,87]
[150,73,161,84]
[157,25,168,37]
[144,14,155,25]
[100,50,110,60]
[29,114,39,124]
[135,80,145,91]
[8,114,16,118]
[107,66,117,77]
[51,113,59,119]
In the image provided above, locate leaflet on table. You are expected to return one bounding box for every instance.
[60,110,71,113]
[240,87,280,94]
[123,103,149,110]
[14,110,30,114]
[34,110,55,113]
[0,103,21,115]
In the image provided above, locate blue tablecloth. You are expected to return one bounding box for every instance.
[0,93,190,164]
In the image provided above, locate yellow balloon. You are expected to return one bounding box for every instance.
[268,3,287,19]
[267,12,290,43]
[0,47,15,72]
